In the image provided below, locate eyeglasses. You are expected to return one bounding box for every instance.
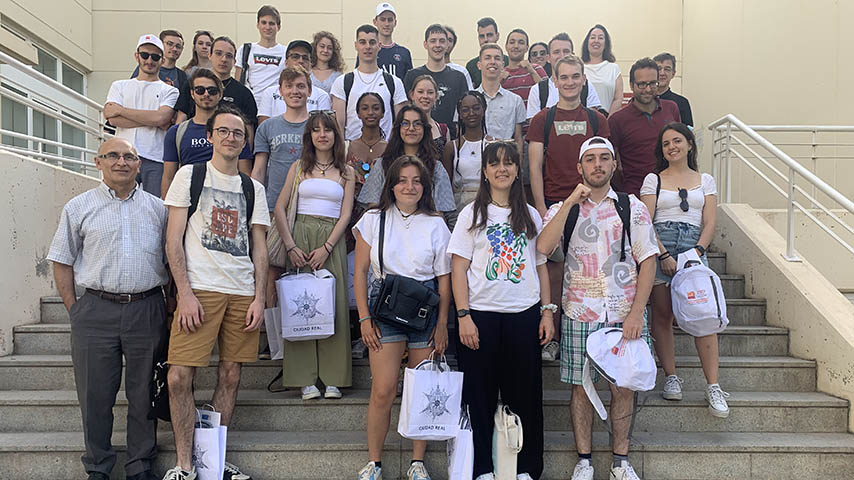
[634,81,659,90]
[678,188,689,212]
[97,152,140,162]
[137,51,162,62]
[164,41,184,49]
[214,127,246,141]
[193,86,220,96]
[212,50,235,60]
[400,120,424,130]
[288,53,311,62]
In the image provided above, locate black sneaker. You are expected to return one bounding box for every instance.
[88,473,109,480]
[223,462,251,480]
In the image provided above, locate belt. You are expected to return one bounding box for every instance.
[86,286,163,304]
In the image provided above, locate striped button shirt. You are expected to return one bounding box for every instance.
[48,182,169,293]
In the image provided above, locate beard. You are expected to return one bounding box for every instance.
[582,168,612,188]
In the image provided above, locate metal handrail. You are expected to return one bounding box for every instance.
[708,114,854,261]
[715,125,854,133]
[0,50,103,111]
[0,129,98,154]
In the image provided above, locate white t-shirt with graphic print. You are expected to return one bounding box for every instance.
[236,43,287,105]
[447,203,547,313]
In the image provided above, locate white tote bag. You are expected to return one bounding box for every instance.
[263,307,284,360]
[398,355,463,441]
[276,269,336,341]
[492,403,523,480]
[671,249,729,337]
[193,408,227,480]
[447,408,474,480]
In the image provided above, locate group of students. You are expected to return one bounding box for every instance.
[48,2,726,480]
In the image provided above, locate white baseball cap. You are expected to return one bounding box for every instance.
[578,136,614,161]
[375,2,396,17]
[137,33,164,53]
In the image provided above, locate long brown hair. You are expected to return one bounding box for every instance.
[381,103,439,175]
[184,30,214,71]
[469,141,537,239]
[300,111,348,178]
[373,155,439,216]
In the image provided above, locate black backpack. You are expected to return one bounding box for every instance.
[343,71,396,111]
[537,77,589,112]
[562,192,632,265]
[239,42,252,85]
[187,162,256,253]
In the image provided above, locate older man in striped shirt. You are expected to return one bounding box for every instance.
[49,137,169,480]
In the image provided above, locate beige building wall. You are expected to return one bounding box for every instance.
[0,0,93,69]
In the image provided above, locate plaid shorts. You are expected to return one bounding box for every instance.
[560,311,652,385]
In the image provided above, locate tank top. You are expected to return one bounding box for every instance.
[296,178,344,218]
[453,139,484,190]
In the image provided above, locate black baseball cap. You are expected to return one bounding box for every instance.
[287,40,312,54]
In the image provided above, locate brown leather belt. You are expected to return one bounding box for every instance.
[86,286,163,304]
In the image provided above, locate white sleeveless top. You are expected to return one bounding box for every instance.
[584,61,622,113]
[453,139,484,190]
[296,178,344,218]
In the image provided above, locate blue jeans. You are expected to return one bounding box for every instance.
[654,221,707,285]
[368,278,438,349]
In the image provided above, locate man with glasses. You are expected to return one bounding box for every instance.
[163,104,269,480]
[257,40,331,124]
[48,137,169,480]
[131,30,187,90]
[161,69,254,198]
[105,34,180,198]
[608,57,681,196]
[654,52,693,127]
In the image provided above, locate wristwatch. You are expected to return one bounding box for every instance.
[456,309,471,318]
[540,303,558,314]
[694,244,707,256]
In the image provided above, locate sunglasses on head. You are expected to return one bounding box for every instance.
[310,110,336,118]
[193,86,220,96]
[137,51,162,62]
[678,188,689,212]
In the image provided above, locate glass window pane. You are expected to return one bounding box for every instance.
[32,111,58,154]
[1,97,28,148]
[35,49,57,80]
[62,64,84,94]
[61,122,85,159]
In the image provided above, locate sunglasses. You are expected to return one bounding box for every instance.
[193,86,220,96]
[137,51,162,62]
[310,110,336,117]
[678,188,689,212]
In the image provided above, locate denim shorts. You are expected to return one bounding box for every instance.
[368,278,438,349]
[654,221,707,285]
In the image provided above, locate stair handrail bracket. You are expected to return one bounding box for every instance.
[709,114,854,262]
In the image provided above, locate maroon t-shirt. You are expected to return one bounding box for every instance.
[527,105,610,202]
[608,98,681,196]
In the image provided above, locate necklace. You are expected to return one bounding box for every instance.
[359,136,382,153]
[396,205,415,229]
[490,200,510,208]
[355,69,380,86]
[315,161,334,176]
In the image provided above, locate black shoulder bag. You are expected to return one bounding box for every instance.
[369,209,440,331]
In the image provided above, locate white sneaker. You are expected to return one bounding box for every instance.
[162,466,196,480]
[223,461,251,480]
[474,474,495,480]
[610,461,640,480]
[407,461,431,480]
[571,459,594,480]
[662,375,683,401]
[358,461,382,480]
[705,384,731,418]
[541,340,560,361]
[301,385,321,400]
[517,474,534,480]
[325,386,342,399]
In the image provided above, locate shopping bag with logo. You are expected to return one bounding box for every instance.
[263,307,284,360]
[193,408,227,480]
[398,354,463,441]
[276,269,336,341]
[492,403,523,480]
[447,407,474,480]
[671,249,729,337]
[582,327,657,420]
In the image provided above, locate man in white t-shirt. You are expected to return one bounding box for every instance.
[234,5,286,108]
[526,33,602,120]
[162,104,269,480]
[105,34,179,198]
[257,40,331,124]
[331,24,407,141]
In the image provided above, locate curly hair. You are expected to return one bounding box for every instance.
[311,31,346,72]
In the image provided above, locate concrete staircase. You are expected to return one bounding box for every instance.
[1,252,853,479]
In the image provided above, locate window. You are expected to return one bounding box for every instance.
[35,48,57,80]
[61,64,84,94]
[1,97,28,148]
[33,111,58,154]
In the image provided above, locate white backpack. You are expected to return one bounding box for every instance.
[670,249,729,337]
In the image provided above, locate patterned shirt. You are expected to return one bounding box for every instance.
[544,189,658,323]
[48,183,169,293]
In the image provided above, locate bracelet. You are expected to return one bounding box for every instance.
[694,244,707,255]
[323,243,332,253]
[286,245,297,253]
[659,252,672,261]
[540,303,558,314]
[358,316,372,323]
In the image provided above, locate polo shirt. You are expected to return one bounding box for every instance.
[475,85,526,140]
[659,89,694,127]
[608,98,681,196]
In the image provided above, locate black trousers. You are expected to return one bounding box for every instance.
[70,291,168,476]
[457,304,544,479]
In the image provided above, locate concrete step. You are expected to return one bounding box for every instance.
[707,251,726,275]
[1,430,852,479]
[12,323,789,357]
[0,389,843,435]
[0,354,816,392]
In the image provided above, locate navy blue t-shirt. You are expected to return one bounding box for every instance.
[356,44,412,80]
[163,120,252,166]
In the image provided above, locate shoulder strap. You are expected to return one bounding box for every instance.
[562,204,581,255]
[187,162,207,221]
[343,72,355,107]
[239,172,255,254]
[537,78,550,111]
[655,173,661,208]
[543,105,557,154]
[584,107,598,136]
[239,43,252,85]
[175,120,192,166]
[613,192,632,263]
[581,82,589,107]
[378,209,386,275]
[382,71,396,102]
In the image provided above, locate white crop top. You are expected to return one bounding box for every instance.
[453,139,484,190]
[640,173,717,227]
[296,178,344,218]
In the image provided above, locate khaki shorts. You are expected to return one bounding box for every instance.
[168,289,259,366]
